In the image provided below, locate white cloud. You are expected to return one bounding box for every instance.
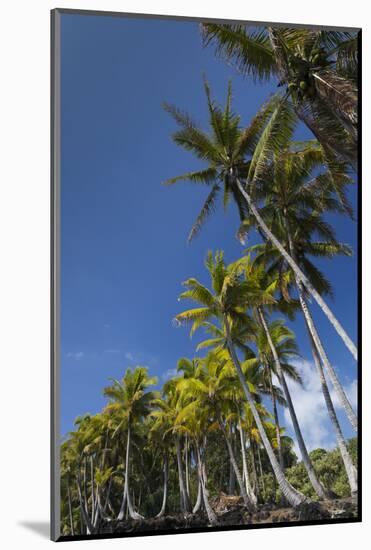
[162,368,177,381]
[104,349,121,354]
[278,359,357,456]
[66,351,84,361]
[125,351,134,361]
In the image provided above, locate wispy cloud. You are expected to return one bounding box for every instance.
[277,359,357,456]
[66,351,85,361]
[104,349,121,354]
[125,351,134,361]
[162,368,177,381]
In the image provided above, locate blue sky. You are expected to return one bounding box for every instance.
[60,14,358,452]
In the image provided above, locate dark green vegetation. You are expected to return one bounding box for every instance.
[60,25,358,536]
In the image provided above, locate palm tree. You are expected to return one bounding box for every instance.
[248,147,358,491]
[177,351,257,510]
[201,25,358,168]
[149,400,173,518]
[176,357,199,494]
[174,250,308,507]
[174,390,219,525]
[103,367,158,520]
[164,81,357,362]
[239,255,334,499]
[254,318,301,469]
[155,379,192,513]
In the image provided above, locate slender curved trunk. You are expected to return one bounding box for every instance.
[235,177,357,361]
[90,456,95,524]
[156,455,169,518]
[185,435,190,497]
[248,439,259,497]
[310,335,358,495]
[67,480,75,536]
[117,423,144,521]
[238,423,258,507]
[267,367,284,470]
[196,444,218,525]
[83,457,88,516]
[258,308,331,499]
[77,477,93,534]
[176,437,191,513]
[228,457,236,495]
[283,223,357,432]
[193,479,202,513]
[224,315,307,507]
[192,446,202,513]
[219,421,256,511]
[257,446,266,497]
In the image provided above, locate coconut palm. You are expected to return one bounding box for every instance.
[149,400,173,518]
[201,25,358,168]
[174,250,308,506]
[174,388,219,525]
[164,81,357,362]
[155,379,192,513]
[103,367,158,520]
[254,318,301,469]
[177,351,258,510]
[248,147,358,491]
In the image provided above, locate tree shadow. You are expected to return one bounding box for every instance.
[18,521,50,539]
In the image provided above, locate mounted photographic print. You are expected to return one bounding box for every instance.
[51,8,361,542]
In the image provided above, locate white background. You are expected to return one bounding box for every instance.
[0,0,369,547]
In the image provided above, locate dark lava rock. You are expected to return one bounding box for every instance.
[295,502,331,521]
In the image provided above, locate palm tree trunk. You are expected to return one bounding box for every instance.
[117,424,144,521]
[224,315,307,507]
[156,455,169,518]
[228,457,236,495]
[258,307,331,500]
[185,434,190,497]
[267,368,284,470]
[238,423,258,508]
[90,456,95,524]
[67,480,75,536]
[310,336,358,495]
[283,222,357,432]
[192,448,203,514]
[257,446,266,497]
[248,439,259,497]
[219,421,255,511]
[235,176,357,361]
[77,477,94,534]
[196,444,218,525]
[176,437,191,513]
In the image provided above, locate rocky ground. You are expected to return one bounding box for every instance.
[100,494,358,535]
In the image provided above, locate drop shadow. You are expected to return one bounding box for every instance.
[18,521,50,539]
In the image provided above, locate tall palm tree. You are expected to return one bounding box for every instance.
[194,255,331,500]
[201,25,358,168]
[103,367,158,520]
[164,81,357,361]
[174,250,308,507]
[249,147,358,491]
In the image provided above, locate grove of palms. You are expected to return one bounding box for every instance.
[60,24,358,536]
